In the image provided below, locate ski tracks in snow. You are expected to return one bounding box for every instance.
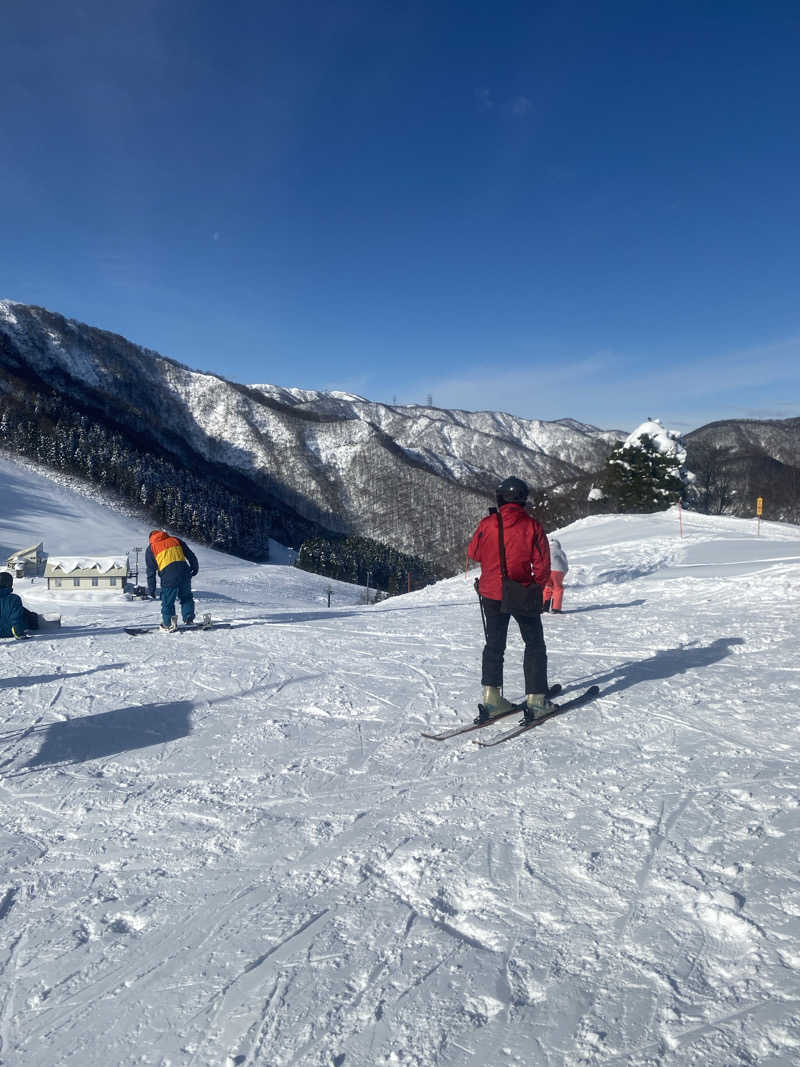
[3,517,800,1064]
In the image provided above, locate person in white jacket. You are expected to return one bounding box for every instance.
[543,538,568,613]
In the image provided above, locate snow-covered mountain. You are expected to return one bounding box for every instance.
[0,300,621,568]
[253,383,622,484]
[4,453,800,1065]
[684,418,800,522]
[685,416,800,468]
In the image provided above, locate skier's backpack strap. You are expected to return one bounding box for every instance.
[496,510,508,579]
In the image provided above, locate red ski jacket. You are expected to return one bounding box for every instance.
[468,503,551,601]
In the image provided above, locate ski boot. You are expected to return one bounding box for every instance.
[475,686,517,724]
[160,615,179,633]
[523,691,558,723]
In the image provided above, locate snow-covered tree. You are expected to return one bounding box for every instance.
[599,419,694,513]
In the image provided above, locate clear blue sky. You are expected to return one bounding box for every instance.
[3,0,799,432]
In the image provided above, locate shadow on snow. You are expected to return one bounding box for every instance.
[21,700,193,770]
[591,637,745,698]
[560,600,647,614]
[0,663,126,690]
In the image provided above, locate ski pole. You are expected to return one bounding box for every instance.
[474,578,488,641]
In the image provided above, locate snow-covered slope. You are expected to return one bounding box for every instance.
[253,383,623,484]
[3,455,800,1066]
[0,300,621,568]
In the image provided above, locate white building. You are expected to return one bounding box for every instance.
[44,557,129,592]
[7,542,46,577]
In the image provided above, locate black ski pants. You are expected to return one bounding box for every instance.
[480,596,548,695]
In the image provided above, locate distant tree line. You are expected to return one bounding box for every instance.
[0,381,322,559]
[684,441,800,523]
[295,534,444,595]
[0,379,460,580]
[527,477,596,532]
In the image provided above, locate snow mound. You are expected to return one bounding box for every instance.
[624,417,687,461]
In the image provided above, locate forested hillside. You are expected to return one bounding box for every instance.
[685,418,800,522]
[0,300,620,570]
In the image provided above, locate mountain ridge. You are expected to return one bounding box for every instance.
[0,299,623,568]
[684,417,800,521]
[8,298,796,551]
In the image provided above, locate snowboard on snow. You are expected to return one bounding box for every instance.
[124,614,229,636]
[421,684,563,741]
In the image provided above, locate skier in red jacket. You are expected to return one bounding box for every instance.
[468,477,554,722]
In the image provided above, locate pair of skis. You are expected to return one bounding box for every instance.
[421,684,600,747]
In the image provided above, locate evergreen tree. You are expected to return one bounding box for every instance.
[599,426,689,513]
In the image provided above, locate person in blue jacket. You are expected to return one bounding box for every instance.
[0,571,27,639]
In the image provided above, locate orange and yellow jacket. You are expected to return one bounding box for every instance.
[145,531,199,595]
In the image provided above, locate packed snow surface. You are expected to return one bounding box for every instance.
[2,455,800,1066]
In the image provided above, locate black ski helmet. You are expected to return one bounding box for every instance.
[496,476,529,506]
[0,571,13,590]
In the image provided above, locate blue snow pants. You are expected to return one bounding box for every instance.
[160,578,195,626]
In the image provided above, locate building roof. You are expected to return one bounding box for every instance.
[45,557,128,576]
[8,542,44,560]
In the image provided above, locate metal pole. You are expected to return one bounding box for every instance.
[475,578,488,642]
